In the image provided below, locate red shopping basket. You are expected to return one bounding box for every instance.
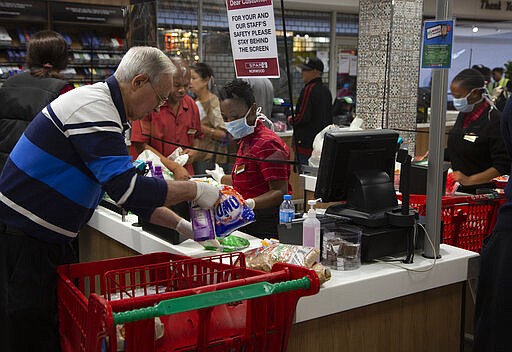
[399,193,503,252]
[57,252,320,352]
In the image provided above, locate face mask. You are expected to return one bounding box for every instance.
[225,108,254,139]
[453,87,484,113]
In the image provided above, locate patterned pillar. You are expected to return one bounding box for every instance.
[356,0,423,150]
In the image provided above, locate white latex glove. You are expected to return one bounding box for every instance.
[176,218,193,239]
[205,163,225,184]
[245,198,255,209]
[194,181,220,208]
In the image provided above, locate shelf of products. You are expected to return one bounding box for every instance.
[0,1,126,86]
[0,25,126,86]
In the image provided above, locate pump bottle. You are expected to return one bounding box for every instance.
[303,199,321,250]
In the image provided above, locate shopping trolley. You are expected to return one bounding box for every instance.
[57,252,320,352]
[398,193,504,252]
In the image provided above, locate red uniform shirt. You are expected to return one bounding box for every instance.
[130,95,202,174]
[232,120,292,199]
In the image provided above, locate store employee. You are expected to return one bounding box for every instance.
[206,79,291,238]
[446,68,510,194]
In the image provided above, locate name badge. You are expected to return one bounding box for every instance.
[235,164,246,174]
[463,134,478,143]
[187,128,197,135]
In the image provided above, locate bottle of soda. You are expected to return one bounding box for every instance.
[279,194,295,224]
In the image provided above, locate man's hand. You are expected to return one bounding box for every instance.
[194,182,219,208]
[176,218,193,239]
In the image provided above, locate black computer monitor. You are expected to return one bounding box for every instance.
[314,129,399,227]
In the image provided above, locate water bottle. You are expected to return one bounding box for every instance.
[279,194,295,224]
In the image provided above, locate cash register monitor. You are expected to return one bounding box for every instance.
[314,129,399,226]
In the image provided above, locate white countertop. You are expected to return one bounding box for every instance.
[87,207,263,257]
[417,110,458,128]
[275,129,293,138]
[295,245,476,322]
[88,206,478,323]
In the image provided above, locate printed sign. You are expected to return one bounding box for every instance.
[0,1,47,23]
[226,0,280,78]
[422,19,454,69]
[51,2,124,27]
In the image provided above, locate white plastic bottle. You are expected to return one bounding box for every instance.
[303,199,321,250]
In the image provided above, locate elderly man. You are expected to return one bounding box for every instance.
[0,47,218,352]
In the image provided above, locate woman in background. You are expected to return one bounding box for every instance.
[445,68,510,193]
[0,30,73,170]
[189,62,230,174]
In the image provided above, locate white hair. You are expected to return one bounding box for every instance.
[114,46,176,84]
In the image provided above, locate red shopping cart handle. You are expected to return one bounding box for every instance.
[439,193,501,206]
[398,192,501,206]
[113,276,311,325]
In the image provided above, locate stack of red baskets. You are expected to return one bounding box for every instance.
[400,193,504,252]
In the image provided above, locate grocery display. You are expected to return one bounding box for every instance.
[0,2,126,86]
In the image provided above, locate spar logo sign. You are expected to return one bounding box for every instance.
[226,0,280,77]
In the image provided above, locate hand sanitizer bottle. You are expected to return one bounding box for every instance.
[303,199,321,250]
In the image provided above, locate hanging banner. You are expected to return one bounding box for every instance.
[226,0,280,78]
[421,19,454,69]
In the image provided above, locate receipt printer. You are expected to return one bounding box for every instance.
[401,161,450,195]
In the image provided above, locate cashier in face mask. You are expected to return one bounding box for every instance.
[446,68,510,194]
[206,79,292,238]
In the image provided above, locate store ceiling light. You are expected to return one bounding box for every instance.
[472,26,479,33]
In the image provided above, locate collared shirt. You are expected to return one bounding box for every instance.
[0,76,167,244]
[231,120,291,199]
[131,95,203,174]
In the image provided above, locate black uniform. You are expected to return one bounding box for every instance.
[293,77,332,161]
[473,98,512,351]
[445,105,510,193]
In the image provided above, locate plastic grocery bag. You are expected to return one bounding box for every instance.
[136,149,172,180]
[308,117,364,167]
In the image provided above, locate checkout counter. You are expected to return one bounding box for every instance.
[81,204,478,351]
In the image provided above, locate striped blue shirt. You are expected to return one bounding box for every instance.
[0,76,167,243]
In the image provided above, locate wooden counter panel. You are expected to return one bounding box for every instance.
[415,125,454,157]
[79,225,138,262]
[288,282,463,352]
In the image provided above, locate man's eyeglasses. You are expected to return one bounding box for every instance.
[149,82,168,108]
